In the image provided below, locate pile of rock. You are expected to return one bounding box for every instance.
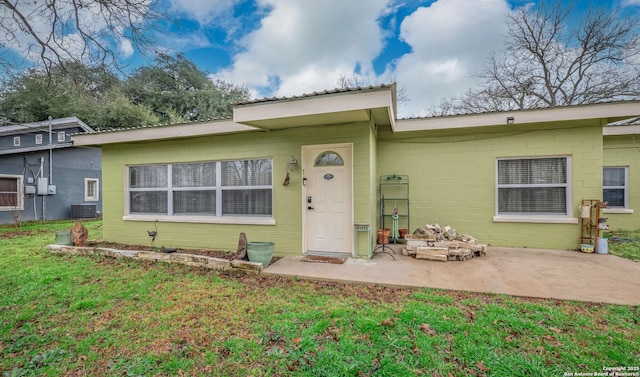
[403,223,487,262]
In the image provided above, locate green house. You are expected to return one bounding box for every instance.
[73,85,640,257]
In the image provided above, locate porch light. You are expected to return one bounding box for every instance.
[288,156,298,170]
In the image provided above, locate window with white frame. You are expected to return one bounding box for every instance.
[13,136,20,146]
[603,167,628,208]
[85,178,99,201]
[35,134,42,144]
[127,159,273,217]
[0,175,23,211]
[497,157,570,215]
[58,131,66,142]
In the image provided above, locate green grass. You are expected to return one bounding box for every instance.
[1,220,638,376]
[607,229,640,261]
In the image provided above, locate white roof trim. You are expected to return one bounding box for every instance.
[73,120,258,146]
[396,101,640,132]
[234,89,394,126]
[0,116,93,136]
[603,125,640,135]
[0,143,72,156]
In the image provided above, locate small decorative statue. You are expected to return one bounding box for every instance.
[70,221,88,246]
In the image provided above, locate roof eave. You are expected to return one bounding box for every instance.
[0,143,73,156]
[603,125,640,135]
[0,116,94,136]
[233,85,396,130]
[73,120,259,146]
[396,101,640,132]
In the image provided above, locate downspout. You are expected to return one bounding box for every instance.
[48,116,53,185]
[44,116,53,220]
[40,157,45,220]
[34,158,42,220]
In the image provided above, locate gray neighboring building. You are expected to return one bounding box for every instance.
[0,117,101,224]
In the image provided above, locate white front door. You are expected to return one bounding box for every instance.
[303,144,353,254]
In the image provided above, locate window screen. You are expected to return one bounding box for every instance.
[173,162,216,187]
[130,191,168,214]
[0,176,22,210]
[497,157,568,214]
[128,159,272,217]
[173,191,216,214]
[222,159,272,186]
[222,189,272,215]
[129,165,167,188]
[603,167,627,208]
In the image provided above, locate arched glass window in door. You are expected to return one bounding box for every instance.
[314,151,344,167]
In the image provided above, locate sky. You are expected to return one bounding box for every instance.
[4,0,640,117]
[149,0,640,117]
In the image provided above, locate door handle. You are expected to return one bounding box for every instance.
[307,206,314,210]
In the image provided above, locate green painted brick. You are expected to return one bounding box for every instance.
[100,116,631,255]
[377,124,603,250]
[101,122,376,255]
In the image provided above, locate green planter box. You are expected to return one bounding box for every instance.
[247,242,275,267]
[55,230,73,246]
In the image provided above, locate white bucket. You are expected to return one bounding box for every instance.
[597,237,608,254]
[579,205,591,218]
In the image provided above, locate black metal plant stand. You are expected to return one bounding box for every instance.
[372,239,396,260]
[372,174,410,260]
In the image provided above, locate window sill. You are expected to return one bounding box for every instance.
[0,207,24,212]
[602,208,634,214]
[493,215,578,224]
[123,215,276,225]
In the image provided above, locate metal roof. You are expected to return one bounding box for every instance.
[399,99,640,121]
[233,84,394,106]
[0,116,94,136]
[607,116,640,126]
[82,116,233,135]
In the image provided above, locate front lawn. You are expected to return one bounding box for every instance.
[1,220,638,376]
[607,228,640,261]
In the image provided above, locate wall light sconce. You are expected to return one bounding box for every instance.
[506,116,515,125]
[288,156,298,170]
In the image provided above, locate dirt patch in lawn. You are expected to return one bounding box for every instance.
[0,229,48,240]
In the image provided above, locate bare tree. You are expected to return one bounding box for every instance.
[337,73,411,104]
[0,0,164,75]
[431,1,640,115]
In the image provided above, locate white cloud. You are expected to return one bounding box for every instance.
[119,39,135,58]
[622,0,640,6]
[215,0,390,97]
[214,0,512,117]
[168,0,243,27]
[390,0,512,116]
[157,33,212,54]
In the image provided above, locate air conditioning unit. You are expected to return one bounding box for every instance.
[70,204,97,219]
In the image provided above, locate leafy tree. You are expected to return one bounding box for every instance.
[0,54,250,129]
[124,53,251,122]
[431,1,640,115]
[0,63,158,128]
[91,90,159,130]
[0,0,163,75]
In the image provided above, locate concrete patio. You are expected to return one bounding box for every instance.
[263,246,640,305]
